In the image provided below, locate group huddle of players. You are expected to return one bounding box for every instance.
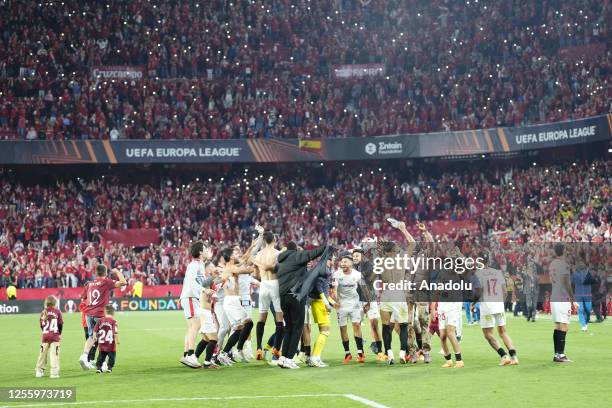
[34,219,578,377]
[175,219,578,371]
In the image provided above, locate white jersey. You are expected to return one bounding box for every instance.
[332,269,361,309]
[437,301,462,313]
[474,267,505,315]
[180,260,205,300]
[550,258,571,302]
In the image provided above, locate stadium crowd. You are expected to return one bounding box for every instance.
[0,159,610,289]
[0,0,610,140]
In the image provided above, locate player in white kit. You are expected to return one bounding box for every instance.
[473,254,518,365]
[549,244,577,363]
[332,251,365,363]
[437,244,464,369]
[179,241,213,368]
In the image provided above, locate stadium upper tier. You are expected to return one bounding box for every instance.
[0,0,609,140]
[0,159,610,288]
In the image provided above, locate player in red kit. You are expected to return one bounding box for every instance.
[79,264,126,370]
[36,296,63,378]
[93,305,119,373]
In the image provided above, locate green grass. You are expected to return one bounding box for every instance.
[0,311,609,408]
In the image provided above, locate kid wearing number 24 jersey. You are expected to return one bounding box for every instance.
[35,295,63,378]
[79,264,126,371]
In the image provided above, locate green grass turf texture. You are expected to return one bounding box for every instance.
[0,311,609,408]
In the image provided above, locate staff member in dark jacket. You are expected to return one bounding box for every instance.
[276,242,329,369]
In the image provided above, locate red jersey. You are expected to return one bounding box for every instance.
[94,317,118,352]
[83,277,116,318]
[40,307,63,343]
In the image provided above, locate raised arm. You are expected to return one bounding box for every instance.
[295,245,328,265]
[113,268,127,288]
[395,221,417,257]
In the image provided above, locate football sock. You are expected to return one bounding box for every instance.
[355,336,364,356]
[195,339,208,358]
[399,323,408,351]
[342,340,350,355]
[382,324,392,353]
[88,345,97,361]
[274,321,284,350]
[223,330,241,353]
[267,333,276,349]
[312,331,329,357]
[205,340,217,363]
[553,329,561,354]
[558,330,566,355]
[455,353,462,361]
[304,345,311,357]
[509,349,517,357]
[256,321,265,350]
[375,340,382,353]
[497,347,506,358]
[186,349,194,356]
[237,321,254,350]
[444,354,452,361]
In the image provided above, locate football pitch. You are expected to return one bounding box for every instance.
[1,311,609,408]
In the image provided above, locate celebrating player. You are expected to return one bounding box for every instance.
[218,246,255,363]
[473,253,518,365]
[332,251,365,363]
[550,244,577,363]
[179,240,213,368]
[79,264,126,370]
[253,231,283,360]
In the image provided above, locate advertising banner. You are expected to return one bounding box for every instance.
[0,115,609,164]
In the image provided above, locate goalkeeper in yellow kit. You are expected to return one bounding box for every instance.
[307,256,336,367]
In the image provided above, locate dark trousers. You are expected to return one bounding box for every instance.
[280,293,305,359]
[96,351,116,370]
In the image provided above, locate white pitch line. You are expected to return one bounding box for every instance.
[345,394,390,408]
[0,393,390,408]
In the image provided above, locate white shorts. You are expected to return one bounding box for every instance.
[259,280,281,313]
[551,302,572,324]
[214,302,231,331]
[240,297,252,317]
[181,297,202,319]
[479,312,506,329]
[223,296,250,329]
[199,309,218,334]
[338,304,362,326]
[438,308,462,330]
[380,302,409,323]
[363,301,380,320]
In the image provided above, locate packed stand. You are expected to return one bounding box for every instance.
[0,159,610,289]
[0,0,610,140]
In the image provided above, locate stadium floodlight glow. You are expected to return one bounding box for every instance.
[608,148,612,153]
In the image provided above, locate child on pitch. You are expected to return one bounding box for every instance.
[93,305,119,373]
[36,295,63,378]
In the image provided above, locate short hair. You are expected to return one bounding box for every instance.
[554,243,564,257]
[286,241,298,251]
[190,240,205,258]
[263,231,274,244]
[105,305,115,315]
[96,264,108,277]
[220,247,233,263]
